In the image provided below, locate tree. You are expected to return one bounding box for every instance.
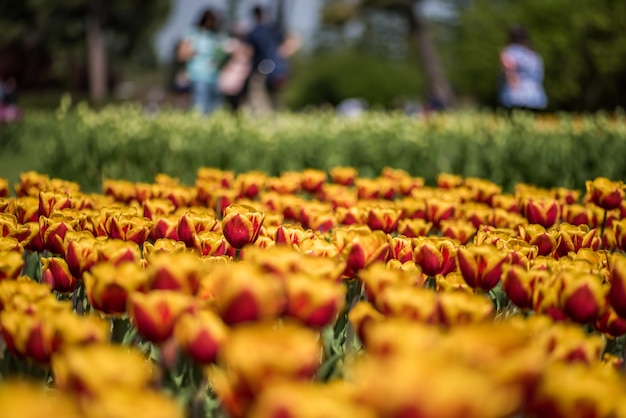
[0,0,170,103]
[452,0,626,111]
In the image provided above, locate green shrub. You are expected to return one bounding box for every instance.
[4,102,626,194]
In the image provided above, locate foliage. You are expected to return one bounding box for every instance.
[452,0,626,111]
[4,102,626,194]
[286,51,425,109]
[0,0,170,86]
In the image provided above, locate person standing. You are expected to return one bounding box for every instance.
[178,9,225,115]
[244,5,300,114]
[498,25,547,112]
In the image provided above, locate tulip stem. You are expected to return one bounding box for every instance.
[600,209,608,247]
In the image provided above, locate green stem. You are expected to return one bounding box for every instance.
[600,209,608,248]
[110,317,130,344]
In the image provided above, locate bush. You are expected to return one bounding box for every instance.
[4,102,626,194]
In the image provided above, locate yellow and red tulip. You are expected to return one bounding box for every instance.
[174,310,229,364]
[222,204,265,249]
[41,256,77,294]
[412,236,457,277]
[585,177,625,210]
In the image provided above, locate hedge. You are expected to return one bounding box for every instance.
[3,100,625,193]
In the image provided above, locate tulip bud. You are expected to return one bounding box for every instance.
[553,223,600,259]
[518,224,557,256]
[436,291,494,327]
[342,230,390,276]
[222,204,265,249]
[502,265,548,310]
[330,166,357,186]
[595,305,626,338]
[397,218,432,238]
[524,197,560,228]
[128,290,197,344]
[177,211,219,247]
[52,344,157,395]
[425,197,457,227]
[440,219,477,245]
[585,177,625,210]
[146,252,205,294]
[211,262,286,325]
[38,191,71,218]
[413,236,457,277]
[39,214,77,255]
[284,273,345,329]
[83,261,149,316]
[174,310,228,364]
[365,206,401,234]
[300,169,327,194]
[374,284,438,324]
[106,215,152,245]
[1,310,56,363]
[0,250,24,281]
[456,244,509,291]
[41,257,77,294]
[558,272,607,324]
[192,231,228,256]
[608,255,626,318]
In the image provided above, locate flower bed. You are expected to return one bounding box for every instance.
[0,168,626,418]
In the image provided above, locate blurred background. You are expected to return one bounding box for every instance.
[1,0,625,113]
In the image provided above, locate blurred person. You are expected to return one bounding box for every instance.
[0,74,22,123]
[169,39,192,109]
[498,24,547,112]
[177,8,227,115]
[245,4,301,114]
[218,26,254,113]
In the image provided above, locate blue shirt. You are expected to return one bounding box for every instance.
[499,44,548,109]
[184,27,223,83]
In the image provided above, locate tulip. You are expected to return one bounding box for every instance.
[51,311,110,351]
[83,261,149,316]
[0,380,82,418]
[211,262,286,325]
[374,284,438,323]
[561,203,593,226]
[533,278,569,322]
[425,196,457,227]
[464,177,502,205]
[365,206,401,233]
[608,255,626,318]
[553,223,600,259]
[397,197,427,220]
[558,272,607,324]
[396,218,432,238]
[146,252,205,294]
[267,172,302,194]
[217,322,321,394]
[517,224,557,256]
[196,167,234,187]
[174,310,228,364]
[275,224,314,247]
[456,244,510,291]
[436,291,494,327]
[524,197,560,228]
[150,214,180,241]
[0,237,22,254]
[128,290,197,344]
[300,169,327,194]
[436,272,473,293]
[38,190,71,218]
[0,278,52,311]
[284,273,345,328]
[527,363,623,418]
[96,239,142,266]
[142,198,175,220]
[502,265,548,310]
[1,310,57,363]
[342,230,390,276]
[585,177,625,210]
[330,166,358,186]
[143,238,189,258]
[12,196,39,223]
[413,236,457,277]
[492,193,519,213]
[249,382,376,418]
[175,211,218,247]
[335,206,367,225]
[437,173,464,188]
[106,215,152,245]
[0,213,30,243]
[298,236,341,258]
[234,171,267,199]
[41,257,77,294]
[52,344,157,395]
[63,232,100,277]
[39,213,77,255]
[192,231,228,256]
[613,219,626,252]
[221,204,265,250]
[595,305,626,338]
[440,219,477,244]
[80,388,185,418]
[360,262,426,301]
[387,235,414,263]
[0,250,23,281]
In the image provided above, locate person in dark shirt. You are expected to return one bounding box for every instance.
[244,5,300,113]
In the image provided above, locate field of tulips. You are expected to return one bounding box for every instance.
[3,101,626,193]
[1,166,626,418]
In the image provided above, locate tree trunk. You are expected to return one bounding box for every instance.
[86,0,107,104]
[402,0,455,109]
